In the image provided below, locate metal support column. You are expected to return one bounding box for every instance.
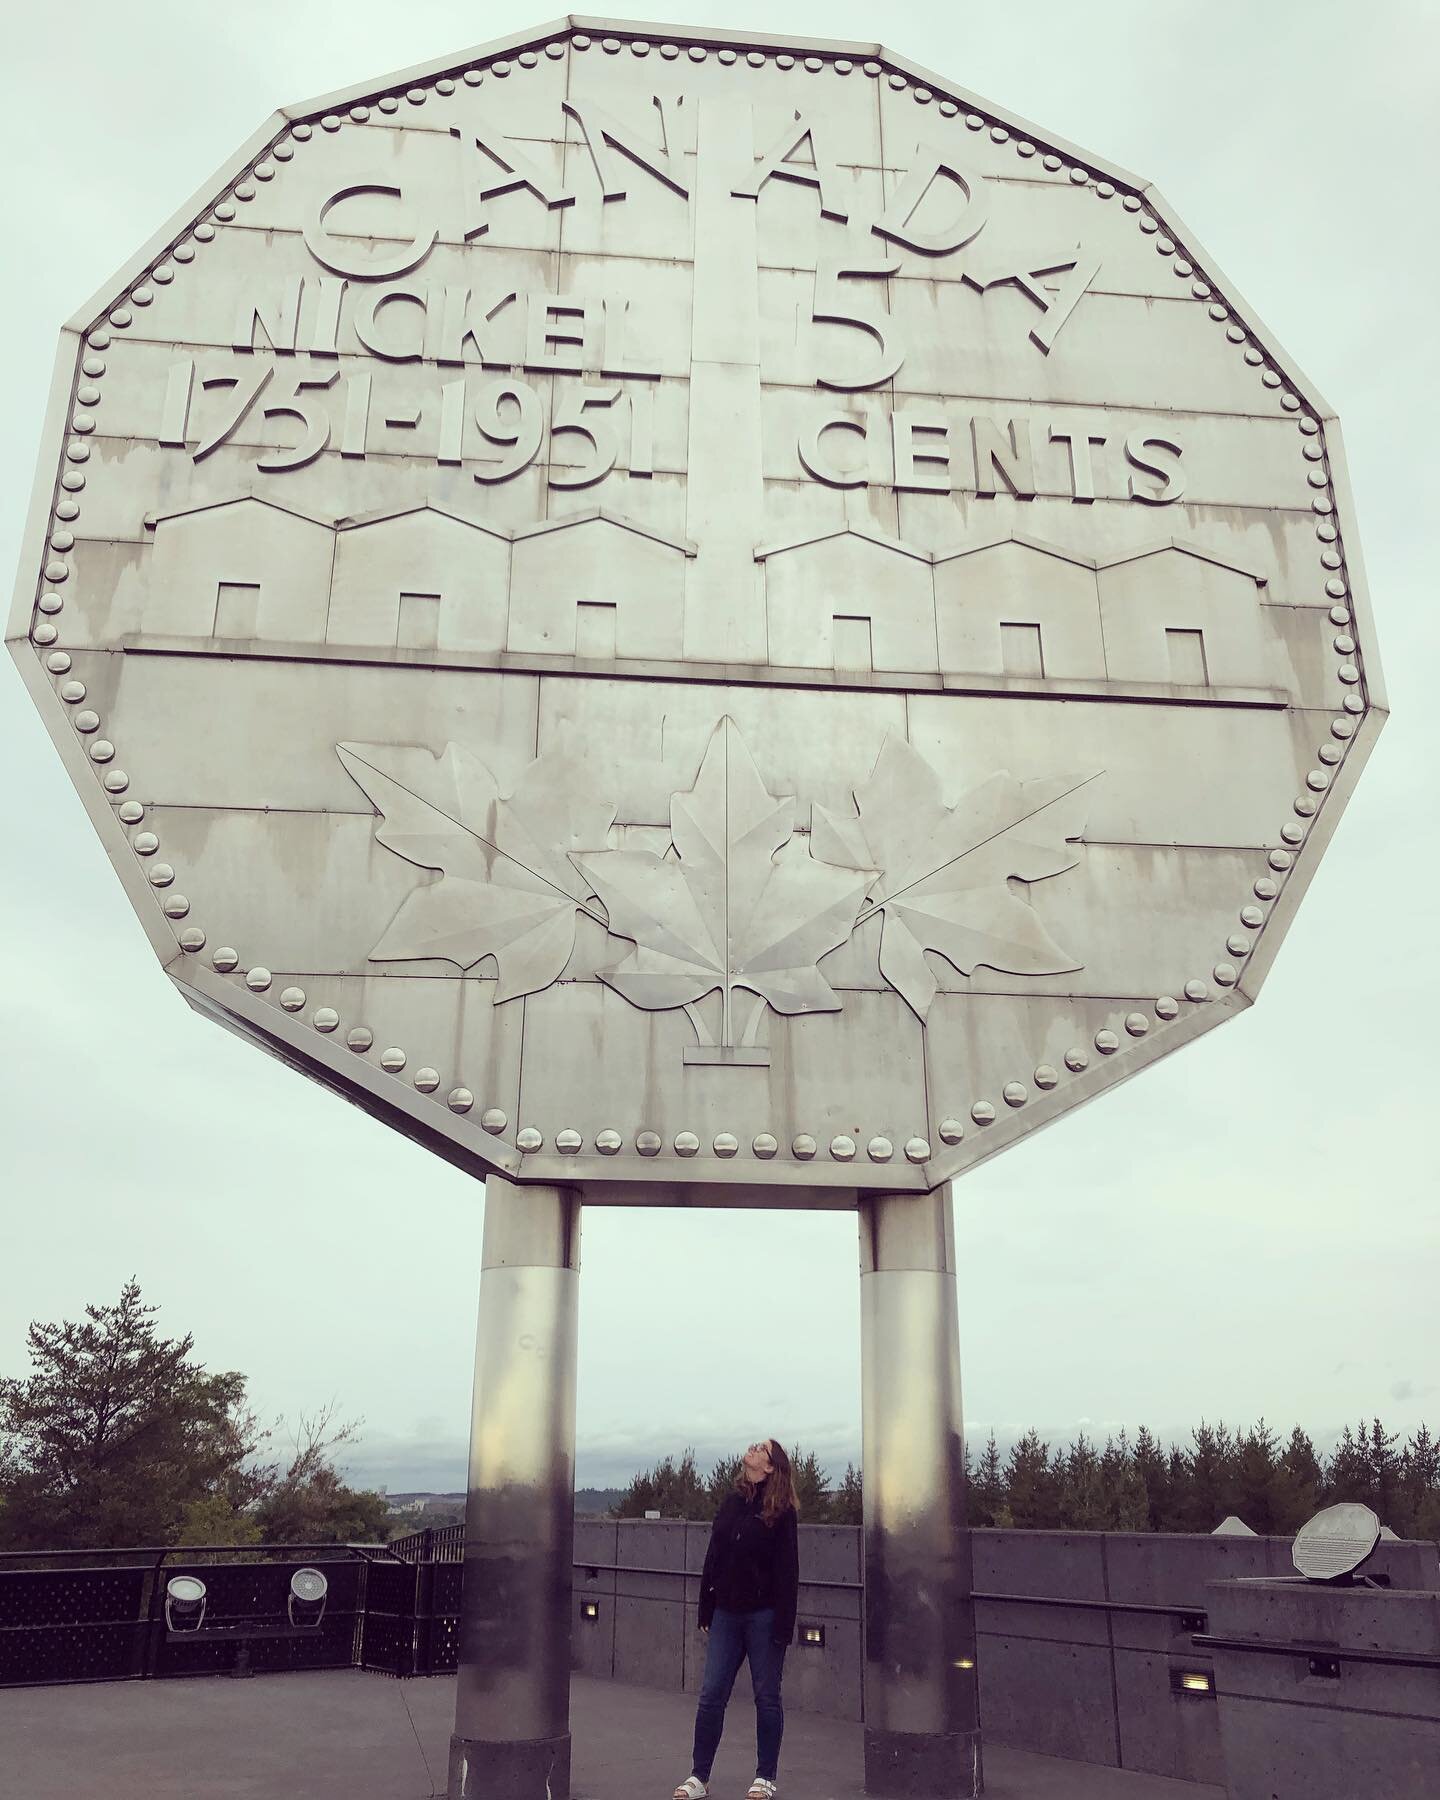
[859,1185,981,1797]
[448,1174,581,1800]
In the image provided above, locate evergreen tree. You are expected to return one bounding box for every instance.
[1272,1426,1322,1534]
[1099,1432,1149,1531]
[1132,1426,1172,1532]
[1399,1428,1440,1539]
[1005,1431,1058,1529]
[828,1463,863,1526]
[970,1434,1010,1528]
[788,1447,831,1521]
[1059,1434,1107,1530]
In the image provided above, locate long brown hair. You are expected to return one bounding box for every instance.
[733,1438,799,1526]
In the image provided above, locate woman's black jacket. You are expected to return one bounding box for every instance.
[697,1484,799,1647]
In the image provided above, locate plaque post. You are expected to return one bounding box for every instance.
[448,1174,581,1800]
[859,1186,981,1798]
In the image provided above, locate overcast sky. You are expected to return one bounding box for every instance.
[2,2,1436,1496]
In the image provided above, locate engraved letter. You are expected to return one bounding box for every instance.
[524,296,600,374]
[733,113,849,221]
[452,122,576,240]
[1049,423,1108,503]
[1124,430,1184,504]
[799,413,868,488]
[893,409,951,493]
[562,96,689,199]
[436,285,517,367]
[872,147,990,256]
[972,415,1036,499]
[233,278,303,354]
[303,181,438,281]
[352,286,433,362]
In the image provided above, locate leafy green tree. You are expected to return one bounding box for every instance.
[248,1407,390,1544]
[0,1279,267,1550]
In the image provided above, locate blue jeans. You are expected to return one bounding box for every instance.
[691,1606,786,1783]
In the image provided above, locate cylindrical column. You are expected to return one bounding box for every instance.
[858,1185,981,1798]
[448,1174,581,1800]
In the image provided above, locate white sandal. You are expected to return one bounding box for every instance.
[673,1780,708,1800]
[747,1782,777,1800]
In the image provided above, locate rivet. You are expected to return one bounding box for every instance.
[55,497,81,517]
[70,414,95,436]
[47,651,72,674]
[1002,1082,1028,1107]
[148,862,174,887]
[1226,935,1250,956]
[434,78,455,94]
[64,441,89,463]
[480,1108,506,1133]
[792,1134,817,1159]
[1183,979,1209,1003]
[775,52,795,70]
[1333,634,1356,655]
[1331,717,1355,740]
[1307,467,1329,489]
[1268,849,1294,872]
[1282,393,1300,410]
[989,124,1008,142]
[313,1007,339,1032]
[178,928,205,953]
[380,1047,406,1072]
[32,621,58,643]
[44,560,69,583]
[1155,996,1179,1020]
[174,242,196,259]
[212,947,239,973]
[1034,1065,1059,1089]
[1069,167,1089,186]
[1312,496,1334,515]
[1191,280,1212,297]
[518,50,538,67]
[1094,1030,1120,1054]
[551,40,572,57]
[753,1134,778,1159]
[970,1101,996,1125]
[938,1117,965,1144]
[1254,878,1279,900]
[212,203,236,222]
[596,1130,622,1154]
[117,800,143,823]
[132,831,159,855]
[61,469,85,489]
[232,185,254,204]
[1299,416,1320,435]
[321,113,343,130]
[599,35,619,53]
[636,1130,662,1156]
[556,1129,583,1153]
[378,94,400,110]
[1097,180,1115,198]
[1064,1048,1088,1073]
[60,679,86,703]
[245,966,272,991]
[347,107,369,124]
[413,1069,440,1093]
[346,1026,372,1051]
[1044,151,1062,168]
[1343,693,1364,714]
[291,123,312,140]
[87,329,111,348]
[1318,743,1342,766]
[1208,302,1228,321]
[904,1137,930,1162]
[110,307,133,327]
[746,48,765,65]
[913,85,931,102]
[1213,962,1239,987]
[707,1132,735,1158]
[1282,821,1306,843]
[867,1136,894,1161]
[280,987,306,1012]
[89,742,116,764]
[937,97,957,113]
[1329,605,1351,625]
[1316,521,1338,542]
[830,1135,857,1160]
[1240,905,1265,928]
[449,1089,475,1114]
[193,223,215,240]
[1124,1012,1149,1037]
[76,385,101,407]
[674,1132,699,1157]
[255,158,278,177]
[1225,323,1245,342]
[462,68,484,83]
[405,87,427,104]
[75,709,100,733]
[688,45,707,62]
[1018,140,1036,157]
[163,896,189,919]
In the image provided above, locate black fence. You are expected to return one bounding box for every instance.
[0,1544,379,1687]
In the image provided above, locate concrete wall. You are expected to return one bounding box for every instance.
[571,1522,1440,1786]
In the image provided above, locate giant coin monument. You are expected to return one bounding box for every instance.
[7,19,1385,1799]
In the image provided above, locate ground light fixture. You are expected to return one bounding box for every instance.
[800,1625,825,1647]
[164,1575,207,1632]
[580,1600,601,1622]
[287,1567,329,1627]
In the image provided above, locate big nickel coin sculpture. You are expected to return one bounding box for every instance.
[8,21,1384,1800]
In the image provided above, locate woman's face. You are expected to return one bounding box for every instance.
[742,1439,774,1480]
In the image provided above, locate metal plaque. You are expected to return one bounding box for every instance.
[7,20,1386,1200]
[1292,1502,1381,1582]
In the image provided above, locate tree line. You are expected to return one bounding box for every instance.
[613,1421,1440,1538]
[0,1280,390,1551]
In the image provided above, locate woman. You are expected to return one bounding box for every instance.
[673,1438,800,1800]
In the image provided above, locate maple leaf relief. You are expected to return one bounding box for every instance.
[811,735,1096,1023]
[337,740,615,1003]
[572,718,872,1049]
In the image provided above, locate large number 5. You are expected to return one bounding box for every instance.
[548,386,621,488]
[812,252,903,392]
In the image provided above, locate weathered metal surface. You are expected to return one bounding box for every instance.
[6,19,1385,1197]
